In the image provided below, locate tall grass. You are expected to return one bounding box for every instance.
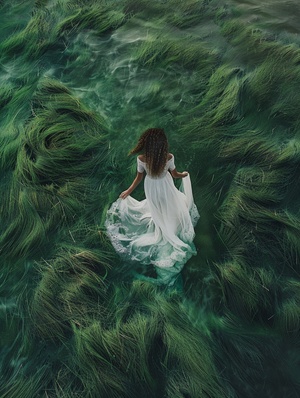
[1,0,300,396]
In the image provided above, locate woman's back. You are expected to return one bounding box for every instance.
[137,153,175,179]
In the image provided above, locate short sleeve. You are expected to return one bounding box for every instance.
[137,157,145,173]
[168,155,175,171]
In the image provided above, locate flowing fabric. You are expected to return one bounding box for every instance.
[105,155,199,285]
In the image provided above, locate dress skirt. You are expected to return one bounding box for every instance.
[105,173,199,274]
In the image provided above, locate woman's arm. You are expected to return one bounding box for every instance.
[119,172,144,199]
[170,169,188,179]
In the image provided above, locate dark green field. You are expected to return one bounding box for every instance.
[1,0,300,397]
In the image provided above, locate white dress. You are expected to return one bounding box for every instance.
[105,155,199,284]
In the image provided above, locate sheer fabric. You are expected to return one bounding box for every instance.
[105,155,199,284]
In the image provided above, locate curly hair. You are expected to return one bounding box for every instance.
[130,128,169,177]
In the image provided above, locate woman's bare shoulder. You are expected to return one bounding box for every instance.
[138,154,146,162]
[168,153,174,160]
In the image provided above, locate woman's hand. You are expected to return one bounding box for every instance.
[170,169,189,179]
[119,172,144,199]
[119,190,130,199]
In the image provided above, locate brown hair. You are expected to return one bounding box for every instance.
[130,128,169,177]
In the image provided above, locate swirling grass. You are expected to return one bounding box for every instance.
[0,1,128,63]
[220,21,300,133]
[215,313,300,398]
[0,77,108,260]
[124,0,217,30]
[0,9,56,60]
[276,299,300,335]
[0,369,49,398]
[56,6,127,37]
[73,316,157,397]
[0,83,14,111]
[220,133,283,166]
[0,84,38,130]
[178,65,245,148]
[71,281,226,398]
[135,35,218,72]
[179,21,300,152]
[218,162,293,238]
[273,279,300,334]
[31,248,109,341]
[164,0,215,29]
[0,187,47,259]
[214,260,278,322]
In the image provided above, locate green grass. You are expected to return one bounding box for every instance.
[1,0,300,397]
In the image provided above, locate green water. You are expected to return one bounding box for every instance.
[1,0,300,397]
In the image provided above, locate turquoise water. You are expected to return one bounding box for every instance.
[1,0,300,397]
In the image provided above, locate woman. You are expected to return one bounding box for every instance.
[105,128,199,285]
